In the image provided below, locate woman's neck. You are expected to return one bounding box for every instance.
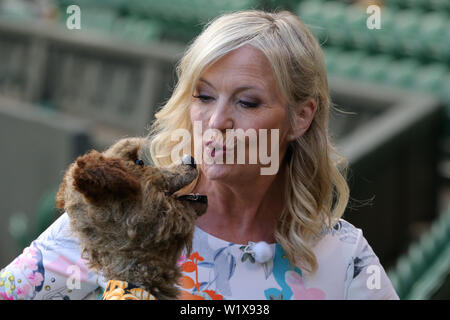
[194,165,286,244]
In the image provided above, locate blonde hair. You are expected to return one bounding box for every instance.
[148,10,349,274]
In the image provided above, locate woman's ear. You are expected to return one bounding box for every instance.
[287,98,317,141]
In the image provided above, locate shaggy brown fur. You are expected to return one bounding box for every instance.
[56,137,207,299]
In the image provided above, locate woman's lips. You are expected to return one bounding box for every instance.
[209,146,226,157]
[205,141,230,158]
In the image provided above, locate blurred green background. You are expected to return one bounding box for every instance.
[0,0,449,299]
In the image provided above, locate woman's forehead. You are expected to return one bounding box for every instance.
[199,45,277,90]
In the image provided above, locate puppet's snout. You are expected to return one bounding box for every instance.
[182,154,196,169]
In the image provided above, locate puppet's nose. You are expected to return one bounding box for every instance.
[182,154,196,169]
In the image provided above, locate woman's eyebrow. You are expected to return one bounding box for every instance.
[199,77,264,93]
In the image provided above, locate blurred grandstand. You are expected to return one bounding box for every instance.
[0,0,449,299]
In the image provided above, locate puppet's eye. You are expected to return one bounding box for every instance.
[135,159,144,166]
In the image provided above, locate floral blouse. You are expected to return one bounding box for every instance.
[0,213,399,300]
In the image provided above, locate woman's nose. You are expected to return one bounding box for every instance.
[208,99,234,130]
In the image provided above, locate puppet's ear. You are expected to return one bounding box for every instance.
[103,137,147,162]
[73,151,141,205]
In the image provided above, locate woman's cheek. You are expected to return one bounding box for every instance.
[189,104,198,122]
[190,104,207,124]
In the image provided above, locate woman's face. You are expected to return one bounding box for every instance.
[189,45,293,183]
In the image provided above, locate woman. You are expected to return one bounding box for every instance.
[0,10,398,300]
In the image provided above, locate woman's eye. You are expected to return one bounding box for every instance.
[193,94,259,108]
[239,100,259,108]
[192,94,214,103]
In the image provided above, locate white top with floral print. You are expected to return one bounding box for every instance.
[0,213,399,300]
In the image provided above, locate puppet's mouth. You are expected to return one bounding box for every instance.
[177,193,208,204]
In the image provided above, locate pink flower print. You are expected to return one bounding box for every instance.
[13,246,40,272]
[12,255,38,272]
[12,257,26,269]
[0,292,14,300]
[285,271,326,300]
[15,284,31,299]
[177,254,187,267]
[27,272,44,287]
[23,246,38,256]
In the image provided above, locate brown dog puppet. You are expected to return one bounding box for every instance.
[55,137,207,300]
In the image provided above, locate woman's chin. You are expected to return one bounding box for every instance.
[201,163,259,183]
[201,163,233,181]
